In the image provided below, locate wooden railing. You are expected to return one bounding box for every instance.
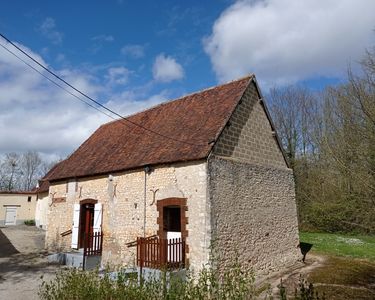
[60,229,72,237]
[83,231,103,257]
[136,236,185,270]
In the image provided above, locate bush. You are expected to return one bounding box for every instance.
[39,261,323,299]
[39,262,257,300]
[24,219,35,226]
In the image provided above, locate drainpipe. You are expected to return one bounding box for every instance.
[143,166,152,237]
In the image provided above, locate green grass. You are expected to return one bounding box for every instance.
[298,232,375,300]
[300,231,375,261]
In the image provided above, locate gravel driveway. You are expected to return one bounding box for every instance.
[0,225,61,300]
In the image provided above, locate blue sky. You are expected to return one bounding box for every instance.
[0,0,374,160]
[0,1,226,98]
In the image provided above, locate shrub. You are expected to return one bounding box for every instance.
[39,262,257,300]
[24,219,35,226]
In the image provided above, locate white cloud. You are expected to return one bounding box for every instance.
[56,53,66,64]
[204,0,375,85]
[106,89,169,117]
[105,67,131,85]
[0,41,167,159]
[121,44,145,59]
[39,17,63,44]
[91,35,114,42]
[90,35,114,54]
[152,53,184,82]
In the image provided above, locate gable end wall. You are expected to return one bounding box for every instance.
[209,81,300,275]
[213,81,287,169]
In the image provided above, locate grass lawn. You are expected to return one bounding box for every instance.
[298,231,375,299]
[300,231,375,261]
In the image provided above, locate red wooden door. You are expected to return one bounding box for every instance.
[79,204,94,248]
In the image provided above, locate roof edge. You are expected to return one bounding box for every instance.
[0,191,37,195]
[207,74,255,156]
[251,76,291,169]
[47,157,208,183]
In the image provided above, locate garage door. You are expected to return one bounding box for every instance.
[5,207,17,225]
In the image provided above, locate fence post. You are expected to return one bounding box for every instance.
[139,237,144,285]
[82,232,86,270]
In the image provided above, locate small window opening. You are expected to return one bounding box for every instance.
[163,206,181,232]
[27,196,31,202]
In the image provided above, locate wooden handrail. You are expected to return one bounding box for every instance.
[126,234,158,247]
[60,229,72,237]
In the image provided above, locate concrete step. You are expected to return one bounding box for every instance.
[47,251,101,270]
[47,251,83,268]
[65,252,84,268]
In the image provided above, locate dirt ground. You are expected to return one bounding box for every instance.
[0,225,61,300]
[263,253,375,299]
[263,254,325,297]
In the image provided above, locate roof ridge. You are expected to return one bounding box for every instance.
[102,74,254,126]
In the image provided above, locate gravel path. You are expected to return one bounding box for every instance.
[0,225,61,300]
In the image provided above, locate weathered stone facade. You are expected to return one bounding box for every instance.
[46,161,210,271]
[208,156,300,275]
[209,80,299,274]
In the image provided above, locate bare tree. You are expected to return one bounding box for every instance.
[20,150,42,190]
[0,153,22,191]
[268,47,375,233]
[0,151,56,191]
[268,85,317,167]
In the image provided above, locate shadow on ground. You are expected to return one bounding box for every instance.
[0,229,19,258]
[0,252,59,284]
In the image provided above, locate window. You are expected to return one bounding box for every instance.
[27,196,31,202]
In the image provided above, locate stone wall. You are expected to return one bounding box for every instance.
[46,160,210,271]
[35,191,49,229]
[213,81,287,169]
[208,156,300,275]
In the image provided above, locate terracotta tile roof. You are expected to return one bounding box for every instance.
[0,191,36,195]
[46,75,253,181]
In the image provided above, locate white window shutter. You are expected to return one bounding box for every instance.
[71,204,80,249]
[93,203,102,233]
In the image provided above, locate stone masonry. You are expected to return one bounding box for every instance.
[46,161,210,271]
[208,156,300,275]
[209,81,300,275]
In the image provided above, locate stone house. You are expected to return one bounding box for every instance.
[44,75,300,274]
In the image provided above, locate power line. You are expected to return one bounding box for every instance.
[0,33,206,147]
[0,43,118,121]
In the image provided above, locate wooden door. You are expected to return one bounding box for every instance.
[5,207,17,225]
[79,204,94,248]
